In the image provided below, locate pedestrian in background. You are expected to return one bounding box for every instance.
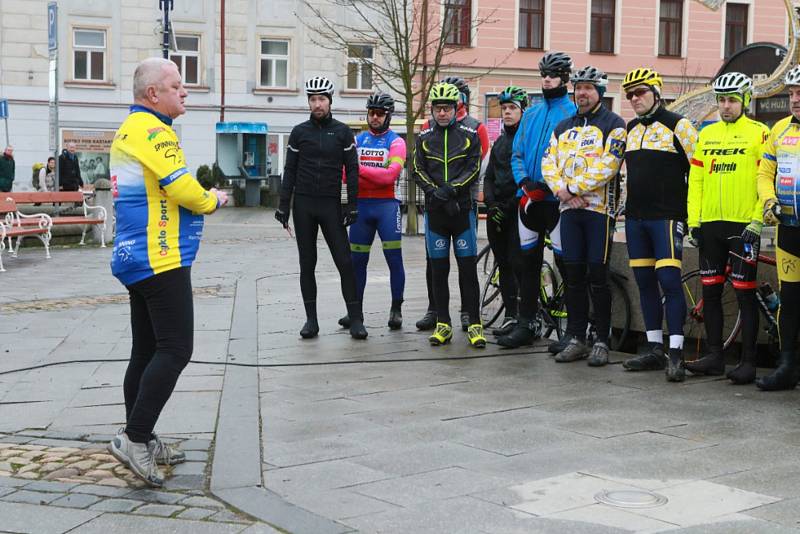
[0,146,15,192]
[58,142,83,191]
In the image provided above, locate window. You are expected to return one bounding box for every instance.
[590,0,615,53]
[73,29,106,81]
[602,96,614,111]
[659,0,683,57]
[725,3,748,58]
[444,0,471,46]
[259,39,289,88]
[519,0,544,50]
[347,44,373,91]
[170,35,200,85]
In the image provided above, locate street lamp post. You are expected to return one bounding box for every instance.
[159,0,173,59]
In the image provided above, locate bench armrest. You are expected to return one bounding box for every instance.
[17,211,53,229]
[84,204,107,221]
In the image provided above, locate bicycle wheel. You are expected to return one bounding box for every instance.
[539,259,566,340]
[680,269,741,358]
[477,243,494,290]
[480,261,505,327]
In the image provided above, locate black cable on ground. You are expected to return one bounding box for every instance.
[0,348,552,377]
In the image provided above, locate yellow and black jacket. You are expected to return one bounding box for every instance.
[625,106,697,220]
[758,115,800,227]
[542,103,627,216]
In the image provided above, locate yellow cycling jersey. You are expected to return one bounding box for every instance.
[110,105,218,285]
[757,115,800,227]
[687,114,769,228]
[542,104,626,216]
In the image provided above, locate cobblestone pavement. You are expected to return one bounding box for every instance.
[1,208,800,533]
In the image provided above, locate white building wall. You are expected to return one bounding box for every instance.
[0,0,399,184]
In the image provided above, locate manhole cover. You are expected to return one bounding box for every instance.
[595,489,668,509]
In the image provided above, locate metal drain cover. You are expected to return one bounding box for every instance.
[595,489,668,509]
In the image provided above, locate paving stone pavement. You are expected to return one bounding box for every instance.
[1,208,799,533]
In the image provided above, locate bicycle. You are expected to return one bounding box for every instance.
[477,241,632,351]
[680,250,779,358]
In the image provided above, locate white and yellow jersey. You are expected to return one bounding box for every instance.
[110,105,218,285]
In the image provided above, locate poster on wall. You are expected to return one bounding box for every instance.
[60,129,115,184]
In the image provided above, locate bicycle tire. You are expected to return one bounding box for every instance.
[479,261,505,327]
[680,269,741,353]
[539,260,566,340]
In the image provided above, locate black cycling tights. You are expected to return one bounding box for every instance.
[564,262,611,344]
[431,256,480,325]
[293,195,359,319]
[124,267,193,444]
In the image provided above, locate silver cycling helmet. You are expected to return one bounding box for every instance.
[305,76,335,98]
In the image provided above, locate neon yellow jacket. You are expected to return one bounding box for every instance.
[757,115,800,226]
[687,115,769,227]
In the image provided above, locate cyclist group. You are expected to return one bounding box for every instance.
[277,57,800,392]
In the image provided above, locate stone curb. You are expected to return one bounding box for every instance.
[210,275,352,534]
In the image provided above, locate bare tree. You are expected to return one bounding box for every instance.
[298,0,502,234]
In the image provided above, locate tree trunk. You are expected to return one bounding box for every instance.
[404,110,418,235]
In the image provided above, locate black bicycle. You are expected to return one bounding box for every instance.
[477,241,632,351]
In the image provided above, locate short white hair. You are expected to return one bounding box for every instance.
[133,57,177,100]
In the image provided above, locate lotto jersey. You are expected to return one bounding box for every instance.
[759,115,800,226]
[110,105,218,285]
[355,129,406,199]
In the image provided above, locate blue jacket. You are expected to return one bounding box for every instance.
[511,92,576,200]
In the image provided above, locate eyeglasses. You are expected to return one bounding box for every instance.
[541,70,561,79]
[368,109,387,118]
[626,88,650,100]
[432,104,453,114]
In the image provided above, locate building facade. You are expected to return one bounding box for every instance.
[0,0,389,186]
[435,0,793,138]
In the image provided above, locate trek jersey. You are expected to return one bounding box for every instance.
[355,129,406,199]
[687,114,770,228]
[110,105,218,286]
[541,103,627,216]
[758,115,800,226]
[624,106,697,220]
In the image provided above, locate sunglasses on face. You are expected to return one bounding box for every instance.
[432,104,453,114]
[368,109,387,118]
[626,88,650,100]
[541,71,561,79]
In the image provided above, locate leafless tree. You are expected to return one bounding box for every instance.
[298,0,504,233]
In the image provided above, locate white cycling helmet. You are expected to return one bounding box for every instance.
[305,76,335,98]
[785,65,800,87]
[712,72,752,103]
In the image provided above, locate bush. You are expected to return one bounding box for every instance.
[196,164,229,189]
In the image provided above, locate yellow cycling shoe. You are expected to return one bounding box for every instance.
[467,324,486,348]
[429,322,453,346]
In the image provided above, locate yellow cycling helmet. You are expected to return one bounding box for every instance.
[622,68,663,92]
[429,82,461,104]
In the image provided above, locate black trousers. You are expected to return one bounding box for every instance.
[124,267,194,443]
[293,194,359,318]
[486,203,520,318]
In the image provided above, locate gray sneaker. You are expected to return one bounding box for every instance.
[587,342,609,367]
[554,338,590,363]
[108,431,164,487]
[150,433,186,465]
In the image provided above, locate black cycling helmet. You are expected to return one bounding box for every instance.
[366,92,395,113]
[366,91,395,133]
[538,52,573,83]
[441,76,471,103]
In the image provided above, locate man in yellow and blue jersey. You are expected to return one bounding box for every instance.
[107,58,227,488]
